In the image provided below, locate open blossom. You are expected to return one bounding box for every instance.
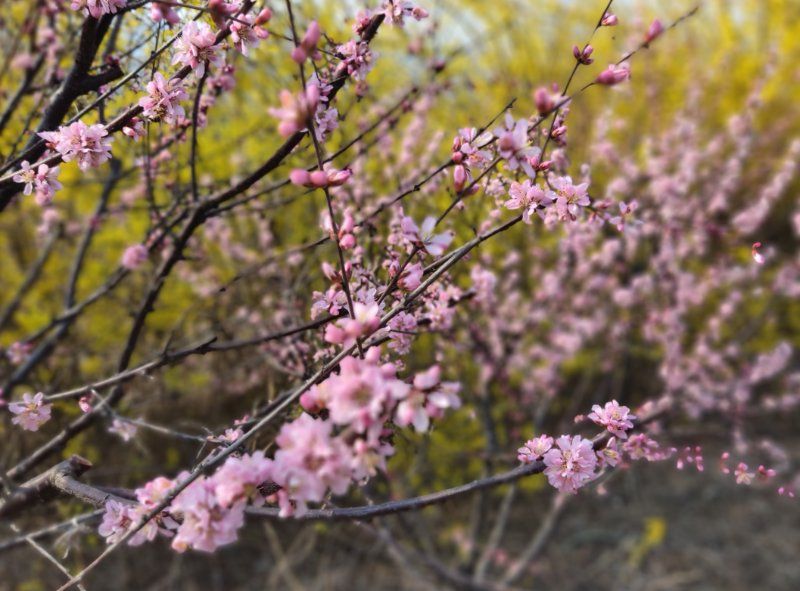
[400,215,453,256]
[543,435,597,493]
[121,244,148,270]
[213,451,273,507]
[9,392,52,431]
[12,161,62,205]
[98,500,135,544]
[395,365,461,432]
[231,14,270,55]
[172,21,223,77]
[551,175,590,220]
[382,1,429,26]
[138,73,188,124]
[518,435,554,463]
[70,0,126,18]
[270,413,353,517]
[39,121,113,171]
[268,84,320,137]
[596,63,631,86]
[324,302,381,346]
[171,476,245,552]
[504,180,553,223]
[588,400,636,439]
[494,113,540,177]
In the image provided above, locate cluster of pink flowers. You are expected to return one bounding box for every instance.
[12,161,62,205]
[9,392,52,431]
[70,0,126,18]
[172,22,224,77]
[39,121,113,171]
[542,435,598,493]
[138,73,189,125]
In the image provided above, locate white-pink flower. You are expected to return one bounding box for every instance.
[138,73,189,124]
[504,180,553,223]
[542,435,597,493]
[12,161,62,206]
[268,84,320,138]
[9,392,52,431]
[172,21,223,77]
[382,1,429,26]
[517,435,554,463]
[588,400,635,439]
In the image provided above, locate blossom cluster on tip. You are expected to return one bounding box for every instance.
[39,121,113,171]
[172,21,224,77]
[70,0,126,18]
[12,161,61,206]
[138,73,189,125]
[8,392,52,431]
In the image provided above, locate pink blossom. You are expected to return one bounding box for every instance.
[70,0,126,18]
[98,500,135,544]
[596,63,631,86]
[382,1,429,27]
[138,73,189,124]
[542,435,597,493]
[400,215,453,256]
[335,40,374,81]
[6,341,32,365]
[9,392,52,431]
[493,114,540,177]
[122,117,145,141]
[171,476,245,552]
[213,451,273,507]
[230,15,269,55]
[504,180,553,223]
[172,22,223,77]
[517,435,553,463]
[551,175,590,220]
[588,400,636,439]
[270,413,353,517]
[395,366,461,432]
[12,161,61,205]
[268,84,320,137]
[121,244,148,270]
[39,121,113,171]
[324,302,381,346]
